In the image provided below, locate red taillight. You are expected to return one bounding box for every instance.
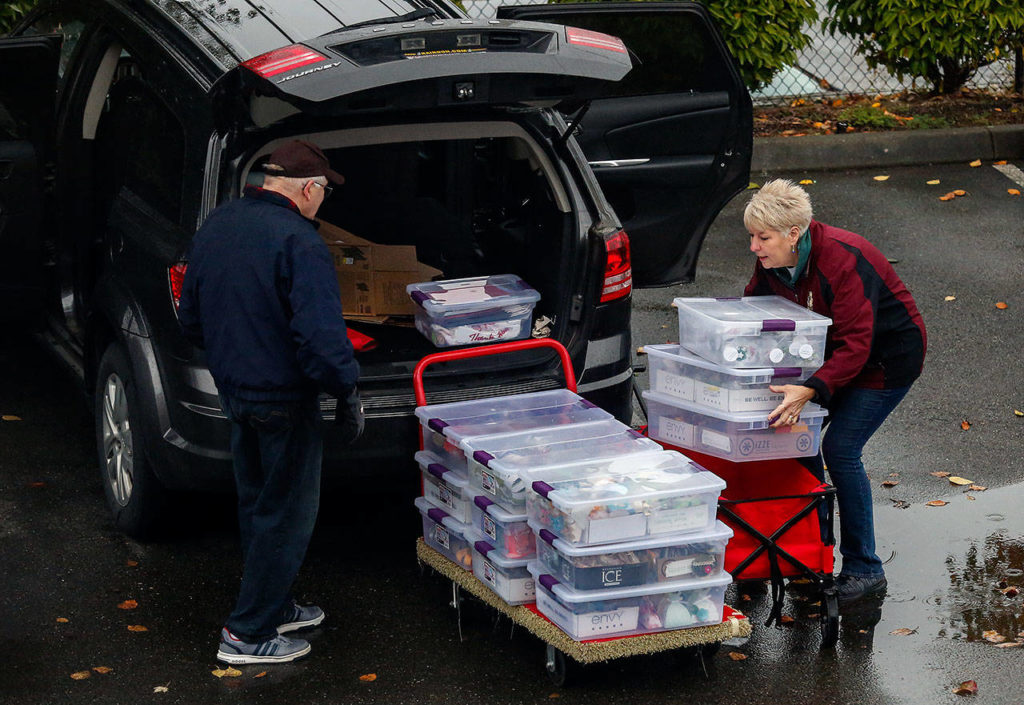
[600,230,632,303]
[242,45,327,78]
[565,27,627,54]
[169,262,187,310]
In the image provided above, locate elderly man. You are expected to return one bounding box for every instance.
[178,140,360,664]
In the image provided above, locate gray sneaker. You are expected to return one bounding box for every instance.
[836,574,887,605]
[277,600,325,634]
[217,628,311,664]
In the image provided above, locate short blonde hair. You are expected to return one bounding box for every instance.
[744,179,813,234]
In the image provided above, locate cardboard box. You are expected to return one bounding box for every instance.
[318,220,442,317]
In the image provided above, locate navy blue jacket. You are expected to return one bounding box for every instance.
[178,187,359,402]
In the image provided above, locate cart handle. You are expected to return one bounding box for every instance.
[413,338,576,407]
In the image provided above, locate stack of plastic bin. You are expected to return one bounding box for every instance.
[413,389,613,591]
[522,450,733,640]
[642,296,832,462]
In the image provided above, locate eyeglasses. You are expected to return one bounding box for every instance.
[309,180,333,198]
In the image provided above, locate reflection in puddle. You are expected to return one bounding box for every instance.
[940,530,1024,642]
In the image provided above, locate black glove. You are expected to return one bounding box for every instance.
[335,387,365,446]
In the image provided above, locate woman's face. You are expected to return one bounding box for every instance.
[748,224,800,269]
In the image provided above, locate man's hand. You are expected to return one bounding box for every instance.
[335,387,365,445]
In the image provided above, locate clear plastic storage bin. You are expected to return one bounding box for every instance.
[461,420,663,511]
[643,390,827,462]
[645,344,811,412]
[525,451,725,546]
[471,495,535,560]
[534,521,733,590]
[416,451,473,524]
[407,274,541,348]
[415,496,473,570]
[528,562,731,641]
[673,295,831,368]
[415,389,611,473]
[470,532,536,605]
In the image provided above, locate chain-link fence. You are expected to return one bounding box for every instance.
[463,0,1020,104]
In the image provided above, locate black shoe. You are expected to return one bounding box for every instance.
[835,574,887,605]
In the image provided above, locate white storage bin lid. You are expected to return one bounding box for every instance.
[407,274,540,318]
[643,390,828,427]
[528,450,724,507]
[672,295,832,332]
[528,561,732,602]
[532,519,733,557]
[644,344,811,381]
[414,496,471,536]
[473,494,528,522]
[414,389,610,444]
[415,451,469,490]
[461,419,662,481]
[468,529,532,569]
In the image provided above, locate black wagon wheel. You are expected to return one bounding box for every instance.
[820,589,840,648]
[544,644,574,687]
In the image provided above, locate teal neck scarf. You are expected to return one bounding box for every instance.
[773,227,811,287]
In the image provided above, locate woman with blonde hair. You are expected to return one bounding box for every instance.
[743,179,926,605]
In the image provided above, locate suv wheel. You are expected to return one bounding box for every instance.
[95,342,166,538]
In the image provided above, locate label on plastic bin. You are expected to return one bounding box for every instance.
[434,524,451,550]
[480,470,499,495]
[435,483,454,509]
[482,560,497,586]
[647,503,709,534]
[587,513,647,544]
[700,428,732,453]
[697,384,725,409]
[657,417,695,448]
[482,514,497,540]
[655,371,695,401]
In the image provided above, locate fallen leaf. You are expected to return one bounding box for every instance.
[930,471,951,478]
[969,159,982,167]
[927,500,949,507]
[56,617,69,623]
[211,667,242,678]
[254,672,267,678]
[945,295,957,301]
[891,499,911,509]
[994,160,1007,165]
[799,179,815,185]
[967,495,976,501]
[968,484,987,492]
[126,624,148,632]
[995,302,1008,310]
[780,615,796,625]
[1014,410,1023,417]
[953,189,967,196]
[2,415,22,421]
[872,102,881,108]
[154,685,170,693]
[953,680,978,695]
[961,420,971,431]
[873,175,890,181]
[27,481,45,488]
[807,612,820,619]
[927,179,941,185]
[117,599,138,610]
[549,694,561,699]
[939,194,954,201]
[70,671,91,680]
[890,627,917,635]
[1000,586,1019,597]
[995,641,1022,648]
[881,480,899,487]
[948,476,973,486]
[1009,189,1021,196]
[359,673,378,682]
[983,630,1006,643]
[728,651,749,661]
[92,666,113,674]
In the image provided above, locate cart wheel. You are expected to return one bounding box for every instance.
[545,644,572,687]
[820,591,839,648]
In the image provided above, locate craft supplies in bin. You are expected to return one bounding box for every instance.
[643,391,827,462]
[415,496,474,570]
[415,389,612,473]
[534,521,733,591]
[416,451,473,523]
[471,496,535,559]
[407,274,540,348]
[645,344,810,413]
[673,295,831,368]
[526,451,725,546]
[470,532,536,605]
[528,562,731,640]
[461,420,663,511]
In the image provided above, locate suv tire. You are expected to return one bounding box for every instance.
[95,342,167,538]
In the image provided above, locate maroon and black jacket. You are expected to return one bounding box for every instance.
[744,220,926,407]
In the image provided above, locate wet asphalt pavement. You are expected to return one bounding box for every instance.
[2,162,1023,704]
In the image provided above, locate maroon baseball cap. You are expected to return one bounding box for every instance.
[262,139,344,185]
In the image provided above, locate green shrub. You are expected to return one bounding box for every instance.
[825,0,1024,94]
[906,115,951,130]
[837,104,899,129]
[551,0,819,91]
[0,1,35,36]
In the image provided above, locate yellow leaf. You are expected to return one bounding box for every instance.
[945,295,956,301]
[969,159,982,167]
[799,179,815,185]
[212,667,242,678]
[127,624,148,632]
[1,415,21,421]
[1014,410,1023,417]
[359,674,378,682]
[871,102,881,108]
[927,179,941,185]
[873,175,890,181]
[56,617,69,623]
[211,669,227,678]
[728,651,749,660]
[747,182,760,190]
[948,476,972,486]
[70,671,91,680]
[983,630,1006,643]
[118,599,138,610]
[953,189,967,196]
[254,671,267,678]
[92,666,113,674]
[890,627,916,635]
[153,685,170,693]
[1009,189,1021,196]
[927,500,949,507]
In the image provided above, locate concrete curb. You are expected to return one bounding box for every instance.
[752,124,1024,174]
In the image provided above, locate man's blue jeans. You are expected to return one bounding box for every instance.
[817,385,911,578]
[219,394,323,642]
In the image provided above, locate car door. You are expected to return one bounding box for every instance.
[0,35,60,321]
[497,2,752,287]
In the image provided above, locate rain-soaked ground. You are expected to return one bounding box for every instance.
[3,163,1023,703]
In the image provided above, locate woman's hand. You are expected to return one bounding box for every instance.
[768,384,816,428]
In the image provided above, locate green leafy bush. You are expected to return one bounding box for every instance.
[550,0,819,91]
[0,1,35,36]
[825,0,1024,94]
[836,104,899,129]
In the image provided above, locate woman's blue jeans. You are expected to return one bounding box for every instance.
[219,394,323,642]
[815,385,911,578]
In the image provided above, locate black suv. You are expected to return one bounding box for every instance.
[0,0,751,537]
